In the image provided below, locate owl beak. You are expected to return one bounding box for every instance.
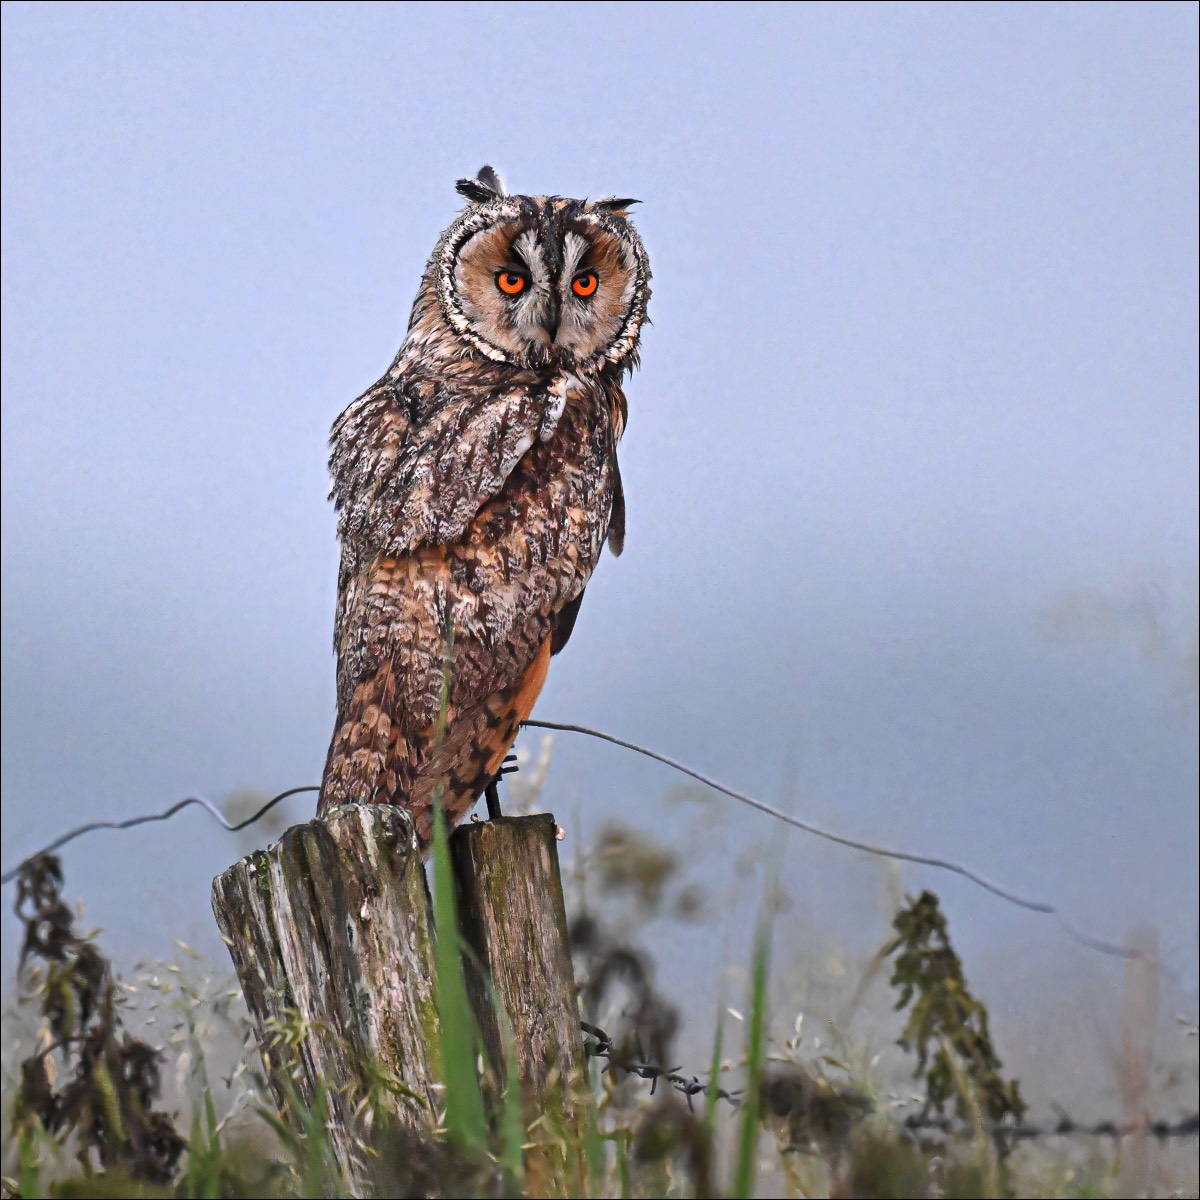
[541,295,561,344]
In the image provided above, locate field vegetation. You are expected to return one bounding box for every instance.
[2,760,1196,1199]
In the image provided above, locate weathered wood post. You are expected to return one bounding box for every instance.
[451,814,588,1194]
[211,804,440,1192]
[213,803,587,1197]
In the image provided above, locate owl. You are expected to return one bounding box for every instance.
[318,166,651,850]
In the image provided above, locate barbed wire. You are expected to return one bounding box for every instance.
[580,1020,1200,1143]
[0,720,1186,978]
[581,1020,742,1109]
[0,787,318,886]
[901,1110,1200,1143]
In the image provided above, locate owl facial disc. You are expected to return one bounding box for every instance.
[434,172,650,375]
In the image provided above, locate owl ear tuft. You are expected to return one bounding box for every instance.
[593,196,641,213]
[455,165,507,203]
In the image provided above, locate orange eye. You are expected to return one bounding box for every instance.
[572,271,599,297]
[496,271,527,296]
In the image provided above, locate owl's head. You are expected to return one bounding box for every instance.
[431,166,651,374]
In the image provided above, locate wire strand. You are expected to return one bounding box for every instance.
[521,719,1168,970]
[0,722,1180,975]
[524,721,1049,911]
[0,787,319,886]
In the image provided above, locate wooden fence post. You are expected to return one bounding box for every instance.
[451,814,588,1195]
[213,804,587,1197]
[211,803,440,1193]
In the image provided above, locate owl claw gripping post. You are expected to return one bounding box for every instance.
[318,166,651,851]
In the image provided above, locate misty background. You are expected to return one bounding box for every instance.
[2,0,1197,1068]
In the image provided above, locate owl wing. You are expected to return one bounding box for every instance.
[332,372,568,558]
[329,370,572,659]
[321,368,621,837]
[547,451,624,656]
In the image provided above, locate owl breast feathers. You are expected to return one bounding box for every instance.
[318,167,650,850]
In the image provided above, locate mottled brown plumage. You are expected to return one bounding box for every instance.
[318,168,651,849]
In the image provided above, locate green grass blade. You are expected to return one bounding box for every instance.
[299,1081,329,1200]
[498,1025,526,1187]
[203,1086,218,1145]
[613,1129,632,1200]
[254,1104,302,1160]
[431,796,489,1151]
[18,1129,41,1200]
[731,919,770,1199]
[474,952,527,1186]
[181,1090,222,1200]
[704,1005,725,1135]
[695,1004,725,1198]
[582,1058,608,1200]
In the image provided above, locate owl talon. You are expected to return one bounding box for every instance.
[484,779,503,820]
[484,754,519,820]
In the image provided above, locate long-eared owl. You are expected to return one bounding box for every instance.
[318,166,651,850]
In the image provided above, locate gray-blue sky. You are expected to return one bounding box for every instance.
[2,2,1197,997]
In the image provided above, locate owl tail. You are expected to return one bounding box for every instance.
[318,666,414,819]
[319,635,554,853]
